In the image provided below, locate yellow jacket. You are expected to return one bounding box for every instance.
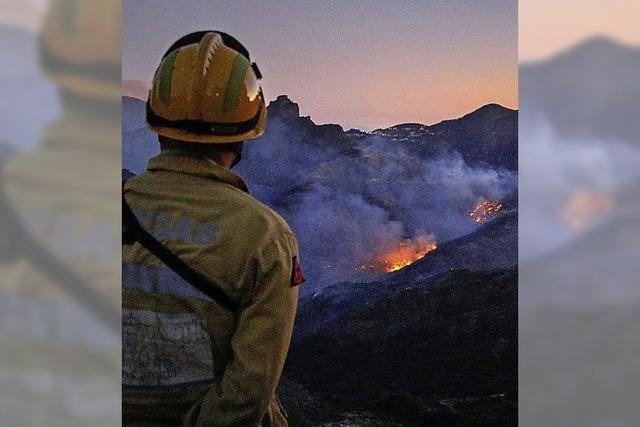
[123,150,301,426]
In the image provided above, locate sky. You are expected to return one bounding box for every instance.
[2,2,638,124]
[122,0,518,130]
[520,0,640,62]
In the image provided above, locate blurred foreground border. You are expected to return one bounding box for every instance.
[519,4,640,426]
[0,0,121,425]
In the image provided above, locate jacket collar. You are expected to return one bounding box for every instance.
[147,150,250,193]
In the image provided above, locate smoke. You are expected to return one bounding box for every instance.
[238,122,517,290]
[519,116,640,260]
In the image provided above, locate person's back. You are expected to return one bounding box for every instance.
[122,31,303,426]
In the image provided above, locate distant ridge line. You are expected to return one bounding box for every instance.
[122,92,516,135]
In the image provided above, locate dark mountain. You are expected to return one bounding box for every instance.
[371,123,431,140]
[423,104,517,171]
[371,104,518,171]
[372,104,515,140]
[122,94,518,174]
[520,37,640,144]
[285,268,518,427]
[430,104,517,138]
[292,204,516,335]
[233,95,361,218]
[263,95,358,152]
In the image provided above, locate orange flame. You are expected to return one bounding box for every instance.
[469,199,503,224]
[356,236,437,273]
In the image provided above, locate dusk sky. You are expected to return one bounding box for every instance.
[520,0,640,62]
[123,0,517,130]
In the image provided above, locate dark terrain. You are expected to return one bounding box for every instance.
[281,218,518,426]
[285,269,517,427]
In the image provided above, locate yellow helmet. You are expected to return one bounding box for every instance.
[40,0,121,100]
[146,31,267,144]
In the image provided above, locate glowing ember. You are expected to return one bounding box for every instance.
[356,236,437,273]
[561,189,614,231]
[468,199,503,224]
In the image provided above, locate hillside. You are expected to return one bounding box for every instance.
[389,210,517,285]
[285,269,518,427]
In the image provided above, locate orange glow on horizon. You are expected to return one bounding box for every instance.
[275,63,517,130]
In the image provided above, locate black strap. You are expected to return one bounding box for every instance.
[0,175,120,333]
[122,183,241,312]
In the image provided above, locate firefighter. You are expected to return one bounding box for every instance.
[123,31,304,426]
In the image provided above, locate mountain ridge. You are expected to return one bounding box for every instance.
[268,94,516,134]
[374,103,516,133]
[123,93,515,137]
[124,94,519,172]
[520,35,640,144]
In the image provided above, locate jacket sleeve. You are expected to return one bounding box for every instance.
[185,233,300,427]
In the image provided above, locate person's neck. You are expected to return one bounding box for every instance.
[160,142,235,169]
[207,153,235,169]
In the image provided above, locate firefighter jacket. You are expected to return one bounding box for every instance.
[123,150,302,426]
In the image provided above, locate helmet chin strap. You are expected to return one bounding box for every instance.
[230,142,244,169]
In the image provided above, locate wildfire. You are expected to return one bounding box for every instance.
[469,199,503,224]
[356,236,437,273]
[561,189,614,231]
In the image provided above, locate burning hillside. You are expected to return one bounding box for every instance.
[357,236,437,273]
[469,199,503,224]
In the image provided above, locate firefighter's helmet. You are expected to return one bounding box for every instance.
[146,31,267,144]
[40,0,121,100]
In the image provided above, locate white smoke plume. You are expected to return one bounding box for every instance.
[238,127,517,290]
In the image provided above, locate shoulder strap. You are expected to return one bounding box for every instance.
[122,181,241,312]
[0,174,120,333]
